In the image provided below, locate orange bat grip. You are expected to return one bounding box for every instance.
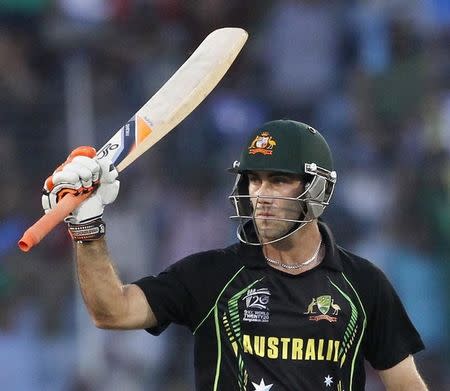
[18,192,91,252]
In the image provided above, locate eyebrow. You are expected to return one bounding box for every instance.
[248,172,301,180]
[267,173,298,178]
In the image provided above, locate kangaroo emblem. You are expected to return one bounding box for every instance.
[304,298,317,314]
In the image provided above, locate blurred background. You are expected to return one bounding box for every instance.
[1,0,449,390]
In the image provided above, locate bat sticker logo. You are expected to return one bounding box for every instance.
[97,143,119,160]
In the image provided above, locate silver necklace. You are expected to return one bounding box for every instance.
[264,239,322,270]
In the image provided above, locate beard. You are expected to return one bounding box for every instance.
[254,218,296,242]
[251,197,305,242]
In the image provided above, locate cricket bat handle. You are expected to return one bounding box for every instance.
[18,192,91,252]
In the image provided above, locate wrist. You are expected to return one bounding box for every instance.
[68,218,106,242]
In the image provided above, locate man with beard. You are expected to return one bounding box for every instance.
[42,120,427,390]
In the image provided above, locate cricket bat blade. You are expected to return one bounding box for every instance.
[18,27,248,252]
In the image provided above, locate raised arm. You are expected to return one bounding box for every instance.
[42,146,157,330]
[76,239,156,330]
[378,355,428,391]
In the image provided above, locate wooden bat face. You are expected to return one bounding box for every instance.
[98,27,248,173]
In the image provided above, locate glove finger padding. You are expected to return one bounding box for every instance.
[42,155,100,213]
[96,159,119,205]
[54,157,100,189]
[42,171,83,214]
[65,158,119,224]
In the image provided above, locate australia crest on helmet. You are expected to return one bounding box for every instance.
[248,131,277,155]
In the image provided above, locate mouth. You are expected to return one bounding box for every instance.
[255,211,275,218]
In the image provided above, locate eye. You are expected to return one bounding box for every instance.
[271,175,290,184]
[248,174,260,184]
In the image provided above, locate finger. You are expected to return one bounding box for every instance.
[63,161,96,189]
[72,156,101,183]
[42,194,51,211]
[97,158,118,183]
[52,168,83,189]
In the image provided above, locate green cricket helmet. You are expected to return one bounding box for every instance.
[229,119,337,245]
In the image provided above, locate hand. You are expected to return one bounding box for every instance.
[42,146,120,224]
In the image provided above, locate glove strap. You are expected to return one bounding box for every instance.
[68,219,106,242]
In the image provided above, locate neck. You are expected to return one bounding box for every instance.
[263,221,323,272]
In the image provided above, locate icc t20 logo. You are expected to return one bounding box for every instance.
[242,288,271,323]
[243,288,271,310]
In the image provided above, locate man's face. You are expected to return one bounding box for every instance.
[247,171,304,242]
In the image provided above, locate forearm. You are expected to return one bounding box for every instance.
[379,356,428,391]
[385,381,428,391]
[76,238,127,327]
[386,377,428,391]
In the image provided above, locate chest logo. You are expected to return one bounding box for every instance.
[242,288,271,323]
[304,295,341,323]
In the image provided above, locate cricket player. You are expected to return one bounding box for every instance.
[43,120,428,390]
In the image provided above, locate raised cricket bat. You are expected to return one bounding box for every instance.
[18,27,248,252]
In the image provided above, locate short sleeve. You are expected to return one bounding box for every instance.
[133,264,195,335]
[132,247,243,336]
[363,267,425,370]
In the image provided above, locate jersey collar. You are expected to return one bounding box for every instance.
[237,221,344,272]
[318,221,343,272]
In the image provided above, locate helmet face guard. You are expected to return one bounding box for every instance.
[229,163,337,245]
[228,120,337,246]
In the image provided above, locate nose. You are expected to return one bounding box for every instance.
[255,180,272,201]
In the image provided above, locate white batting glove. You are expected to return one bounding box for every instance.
[42,147,119,240]
[66,156,120,224]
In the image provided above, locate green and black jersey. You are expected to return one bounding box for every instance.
[134,223,424,391]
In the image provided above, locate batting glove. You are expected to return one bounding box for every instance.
[42,146,120,241]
